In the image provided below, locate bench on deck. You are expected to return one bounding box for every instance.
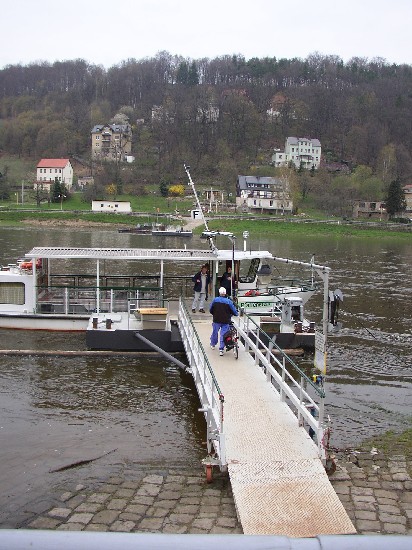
[135,307,168,329]
[260,315,282,334]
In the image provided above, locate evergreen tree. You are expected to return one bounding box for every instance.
[385,179,406,218]
[0,167,10,199]
[176,62,189,85]
[187,61,199,86]
[159,178,169,197]
[51,178,68,204]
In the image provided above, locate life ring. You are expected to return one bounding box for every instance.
[244,289,260,297]
[20,259,42,270]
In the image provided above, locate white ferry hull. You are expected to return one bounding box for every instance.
[0,313,89,331]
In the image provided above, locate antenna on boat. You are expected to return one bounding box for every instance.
[310,254,315,286]
[184,163,217,251]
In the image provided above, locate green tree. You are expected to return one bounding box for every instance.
[187,61,199,86]
[176,62,189,85]
[51,178,68,204]
[350,165,384,200]
[376,144,397,186]
[159,178,169,197]
[35,183,49,207]
[385,179,406,218]
[0,166,10,199]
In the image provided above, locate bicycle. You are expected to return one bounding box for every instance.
[223,322,239,359]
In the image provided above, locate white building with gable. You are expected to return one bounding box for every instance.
[272,137,321,170]
[35,158,73,190]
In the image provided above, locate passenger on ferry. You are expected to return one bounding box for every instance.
[219,266,237,297]
[209,287,238,356]
[191,265,211,313]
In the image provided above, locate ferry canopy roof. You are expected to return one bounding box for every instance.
[25,247,273,262]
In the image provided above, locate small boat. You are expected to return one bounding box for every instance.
[118,224,192,236]
[151,226,193,237]
[118,223,159,234]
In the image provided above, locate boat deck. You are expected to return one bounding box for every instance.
[191,315,355,536]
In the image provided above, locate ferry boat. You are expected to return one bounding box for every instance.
[0,242,322,350]
[0,166,335,350]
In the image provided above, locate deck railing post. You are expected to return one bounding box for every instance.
[64,287,68,315]
[280,357,286,402]
[244,316,250,352]
[266,341,273,383]
[318,395,325,459]
[219,395,226,465]
[254,328,260,365]
[96,259,100,313]
[298,375,304,426]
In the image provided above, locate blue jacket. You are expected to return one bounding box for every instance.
[209,296,238,324]
[192,271,211,295]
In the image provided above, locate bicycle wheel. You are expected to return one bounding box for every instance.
[233,342,239,359]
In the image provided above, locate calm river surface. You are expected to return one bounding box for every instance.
[0,225,411,521]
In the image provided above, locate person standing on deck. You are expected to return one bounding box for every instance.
[192,265,211,313]
[219,265,237,298]
[209,287,238,356]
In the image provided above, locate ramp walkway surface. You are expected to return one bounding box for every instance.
[191,316,355,537]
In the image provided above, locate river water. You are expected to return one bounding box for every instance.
[0,225,411,522]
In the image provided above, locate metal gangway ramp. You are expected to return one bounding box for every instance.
[178,300,355,537]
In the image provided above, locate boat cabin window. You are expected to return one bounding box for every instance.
[291,305,302,321]
[0,282,25,305]
[238,258,260,284]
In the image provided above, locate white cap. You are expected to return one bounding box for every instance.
[219,287,227,295]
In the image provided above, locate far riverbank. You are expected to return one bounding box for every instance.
[0,210,411,240]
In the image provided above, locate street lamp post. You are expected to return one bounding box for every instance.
[15,192,18,205]
[58,194,66,211]
[242,231,249,252]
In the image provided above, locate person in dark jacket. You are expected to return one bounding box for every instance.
[191,265,211,313]
[219,266,237,297]
[209,287,238,355]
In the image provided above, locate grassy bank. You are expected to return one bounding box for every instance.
[359,428,412,459]
[1,209,411,240]
[0,210,137,226]
[205,218,412,240]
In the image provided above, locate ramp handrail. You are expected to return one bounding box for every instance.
[178,298,226,467]
[236,312,327,460]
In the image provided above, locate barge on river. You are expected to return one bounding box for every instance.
[0,243,325,351]
[118,223,192,237]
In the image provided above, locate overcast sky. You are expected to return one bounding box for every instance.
[1,0,411,69]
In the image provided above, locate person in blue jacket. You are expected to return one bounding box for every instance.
[209,287,238,356]
[191,265,211,313]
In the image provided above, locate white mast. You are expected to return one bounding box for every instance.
[184,164,217,252]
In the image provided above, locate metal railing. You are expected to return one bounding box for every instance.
[36,285,162,315]
[236,312,327,461]
[178,298,226,468]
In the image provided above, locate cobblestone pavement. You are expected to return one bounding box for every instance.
[3,451,412,535]
[329,451,412,535]
[21,469,243,534]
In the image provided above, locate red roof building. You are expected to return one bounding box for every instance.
[35,158,73,189]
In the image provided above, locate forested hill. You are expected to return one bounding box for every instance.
[1,52,412,183]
